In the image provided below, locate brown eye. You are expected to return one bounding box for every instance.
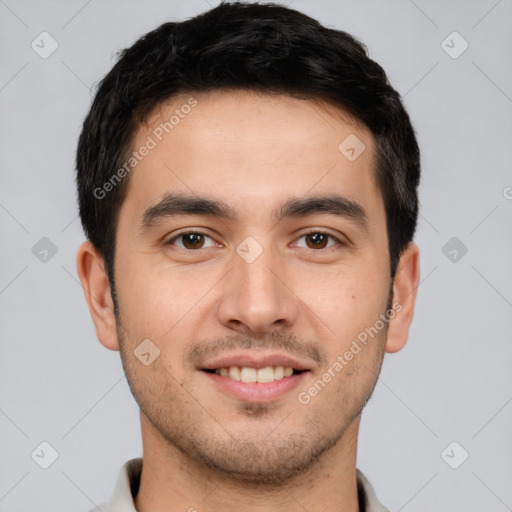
[295,232,340,250]
[181,233,204,249]
[167,232,216,250]
[305,233,328,249]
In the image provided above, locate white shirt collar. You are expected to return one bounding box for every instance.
[94,458,389,512]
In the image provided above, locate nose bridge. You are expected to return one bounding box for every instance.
[239,239,279,295]
[216,236,298,333]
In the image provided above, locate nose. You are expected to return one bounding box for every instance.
[216,241,299,336]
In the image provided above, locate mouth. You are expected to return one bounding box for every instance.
[199,353,312,402]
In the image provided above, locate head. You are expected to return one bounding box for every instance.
[76,1,420,484]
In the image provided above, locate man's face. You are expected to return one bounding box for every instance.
[113,90,392,482]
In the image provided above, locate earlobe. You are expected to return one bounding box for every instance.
[385,242,420,354]
[76,241,120,351]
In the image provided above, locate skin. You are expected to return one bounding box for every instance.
[77,89,420,512]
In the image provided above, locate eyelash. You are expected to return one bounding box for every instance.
[166,230,344,251]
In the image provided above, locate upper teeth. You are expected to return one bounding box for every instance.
[216,366,294,383]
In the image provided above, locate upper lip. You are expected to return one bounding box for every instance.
[199,352,312,371]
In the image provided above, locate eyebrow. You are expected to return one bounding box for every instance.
[140,193,368,232]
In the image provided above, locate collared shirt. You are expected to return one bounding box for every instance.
[90,458,389,512]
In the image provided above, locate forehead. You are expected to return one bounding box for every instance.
[122,89,383,226]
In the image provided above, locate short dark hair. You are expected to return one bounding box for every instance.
[76,1,420,290]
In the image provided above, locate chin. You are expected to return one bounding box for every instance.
[179,427,342,487]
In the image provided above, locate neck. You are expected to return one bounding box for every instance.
[134,413,362,512]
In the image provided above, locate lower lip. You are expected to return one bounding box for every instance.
[201,371,309,402]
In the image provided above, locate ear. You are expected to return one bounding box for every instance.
[76,241,120,351]
[385,242,420,354]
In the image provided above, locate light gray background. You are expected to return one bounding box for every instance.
[1,0,511,510]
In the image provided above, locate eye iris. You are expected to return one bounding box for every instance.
[306,233,328,249]
[183,233,204,249]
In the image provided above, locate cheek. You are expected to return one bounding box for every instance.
[114,256,178,336]
[114,254,219,343]
[296,263,390,344]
